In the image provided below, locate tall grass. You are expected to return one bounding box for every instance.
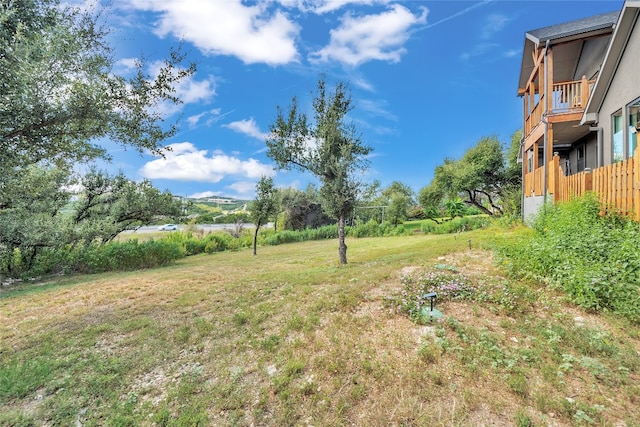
[495,193,640,322]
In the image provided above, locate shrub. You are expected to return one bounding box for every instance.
[495,193,640,323]
[204,233,234,253]
[26,239,186,276]
[75,240,184,272]
[184,238,206,255]
[349,219,381,238]
[419,216,490,235]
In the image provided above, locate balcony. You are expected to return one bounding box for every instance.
[523,77,595,138]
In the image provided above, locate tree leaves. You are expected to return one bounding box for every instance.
[266,75,372,264]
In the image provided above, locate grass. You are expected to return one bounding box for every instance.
[1,226,639,426]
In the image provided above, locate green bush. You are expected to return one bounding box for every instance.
[348,220,400,238]
[184,238,206,255]
[419,216,490,235]
[75,240,185,272]
[25,239,185,277]
[496,193,640,322]
[420,221,437,234]
[204,232,234,253]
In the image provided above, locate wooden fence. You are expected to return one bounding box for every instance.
[549,147,640,220]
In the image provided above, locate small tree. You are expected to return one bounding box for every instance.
[266,75,371,264]
[381,181,414,226]
[249,176,277,255]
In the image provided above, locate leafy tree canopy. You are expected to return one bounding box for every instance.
[266,75,371,264]
[0,0,194,171]
[419,133,522,216]
[0,166,181,277]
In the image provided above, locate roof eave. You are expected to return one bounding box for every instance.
[584,2,640,118]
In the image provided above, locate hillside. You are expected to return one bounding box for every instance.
[1,228,639,426]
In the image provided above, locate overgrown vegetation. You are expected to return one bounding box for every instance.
[419,132,522,218]
[495,193,640,323]
[3,216,491,280]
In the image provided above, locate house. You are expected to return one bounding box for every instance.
[518,1,640,221]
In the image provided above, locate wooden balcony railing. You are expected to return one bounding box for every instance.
[523,76,595,138]
[524,147,640,221]
[551,78,593,111]
[524,96,544,137]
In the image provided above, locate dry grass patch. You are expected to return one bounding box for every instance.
[1,230,639,426]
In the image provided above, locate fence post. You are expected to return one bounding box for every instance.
[634,146,640,221]
[551,153,560,201]
[584,168,593,193]
[581,75,589,107]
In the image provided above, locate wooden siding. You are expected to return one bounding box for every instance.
[524,147,640,220]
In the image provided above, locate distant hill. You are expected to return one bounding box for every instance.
[188,196,250,212]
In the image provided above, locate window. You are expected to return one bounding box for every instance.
[577,144,585,172]
[613,110,624,162]
[527,149,533,173]
[628,99,640,158]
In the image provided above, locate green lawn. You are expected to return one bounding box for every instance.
[1,227,639,426]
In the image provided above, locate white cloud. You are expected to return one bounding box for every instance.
[359,99,397,121]
[227,181,258,195]
[115,57,138,73]
[278,180,301,190]
[310,4,427,67]
[223,118,269,141]
[417,0,493,32]
[482,14,509,39]
[130,0,300,65]
[140,142,275,183]
[460,42,499,61]
[186,112,206,128]
[188,190,221,199]
[278,0,390,14]
[504,49,519,58]
[186,109,229,128]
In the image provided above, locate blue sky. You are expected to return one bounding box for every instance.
[90,0,623,199]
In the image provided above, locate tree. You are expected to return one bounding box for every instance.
[0,166,182,277]
[381,181,414,226]
[387,193,411,226]
[274,186,331,230]
[382,181,415,204]
[0,0,194,171]
[0,165,72,274]
[266,75,371,264]
[419,133,522,216]
[249,176,277,256]
[502,130,524,216]
[73,169,182,244]
[445,197,466,218]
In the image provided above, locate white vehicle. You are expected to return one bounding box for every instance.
[158,224,177,231]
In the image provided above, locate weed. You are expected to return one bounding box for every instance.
[495,193,640,322]
[417,340,441,364]
[507,371,529,398]
[514,409,534,427]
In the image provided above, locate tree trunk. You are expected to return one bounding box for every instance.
[338,213,347,264]
[253,221,261,256]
